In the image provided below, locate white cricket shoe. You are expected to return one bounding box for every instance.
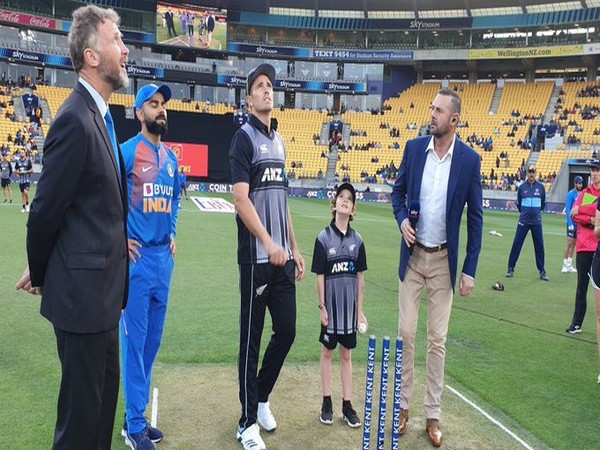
[237,424,266,450]
[20,208,26,213]
[257,401,277,432]
[25,204,29,212]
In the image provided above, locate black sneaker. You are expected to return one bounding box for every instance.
[540,271,549,281]
[342,402,361,428]
[122,416,164,443]
[124,428,155,450]
[505,269,514,278]
[320,397,333,425]
[566,324,582,334]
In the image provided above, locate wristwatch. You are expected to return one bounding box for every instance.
[318,303,325,310]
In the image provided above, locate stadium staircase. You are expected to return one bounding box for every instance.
[320,122,329,143]
[341,121,351,145]
[526,150,540,169]
[488,84,503,114]
[39,98,51,122]
[544,84,562,124]
[325,145,338,181]
[12,93,25,121]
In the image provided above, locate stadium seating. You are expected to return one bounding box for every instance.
[272,108,330,179]
[553,81,600,147]
[30,81,600,188]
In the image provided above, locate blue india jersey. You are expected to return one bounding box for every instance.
[565,188,580,228]
[121,133,181,246]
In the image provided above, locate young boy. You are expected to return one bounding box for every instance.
[311,182,367,427]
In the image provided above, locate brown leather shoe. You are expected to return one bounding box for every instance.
[399,409,409,435]
[426,418,443,447]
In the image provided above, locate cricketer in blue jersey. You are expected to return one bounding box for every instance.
[506,165,548,281]
[119,83,180,449]
[179,166,188,200]
[563,175,583,273]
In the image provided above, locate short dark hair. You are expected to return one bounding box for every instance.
[437,88,461,115]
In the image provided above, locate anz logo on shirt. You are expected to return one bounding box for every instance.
[142,182,173,213]
[261,166,286,183]
[330,260,356,275]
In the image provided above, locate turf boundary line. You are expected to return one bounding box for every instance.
[446,384,534,450]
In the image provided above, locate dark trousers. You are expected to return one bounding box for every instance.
[571,251,594,327]
[507,222,545,272]
[167,23,176,37]
[238,260,296,430]
[53,326,120,450]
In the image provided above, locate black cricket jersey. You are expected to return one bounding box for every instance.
[230,115,291,264]
[14,157,32,184]
[311,221,367,334]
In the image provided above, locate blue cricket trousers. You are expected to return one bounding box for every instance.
[507,221,545,272]
[120,244,174,435]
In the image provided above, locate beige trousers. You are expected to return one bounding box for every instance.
[398,246,453,420]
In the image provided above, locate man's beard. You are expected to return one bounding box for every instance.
[147,117,168,136]
[100,64,129,91]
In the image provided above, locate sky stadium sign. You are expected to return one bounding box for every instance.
[217,75,366,93]
[409,20,441,29]
[0,47,71,67]
[228,43,310,58]
[126,65,165,79]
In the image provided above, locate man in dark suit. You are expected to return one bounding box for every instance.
[165,8,176,37]
[392,88,483,448]
[15,5,130,449]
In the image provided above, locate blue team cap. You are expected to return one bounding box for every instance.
[134,84,172,111]
[574,176,583,184]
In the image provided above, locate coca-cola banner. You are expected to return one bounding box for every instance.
[0,10,56,30]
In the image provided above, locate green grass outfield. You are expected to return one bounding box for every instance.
[1,186,598,449]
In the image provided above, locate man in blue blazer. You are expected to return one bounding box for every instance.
[392,88,483,447]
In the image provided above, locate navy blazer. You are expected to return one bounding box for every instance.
[27,82,129,333]
[392,135,483,291]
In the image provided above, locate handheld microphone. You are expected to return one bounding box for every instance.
[408,200,420,255]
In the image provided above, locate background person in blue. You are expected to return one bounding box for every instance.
[120,83,181,450]
[506,164,548,281]
[563,176,583,273]
[179,166,189,200]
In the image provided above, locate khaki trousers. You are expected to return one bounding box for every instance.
[398,246,453,420]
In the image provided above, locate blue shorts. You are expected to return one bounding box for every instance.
[19,182,30,192]
[567,224,577,239]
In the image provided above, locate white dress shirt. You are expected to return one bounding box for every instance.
[79,77,109,128]
[416,134,456,247]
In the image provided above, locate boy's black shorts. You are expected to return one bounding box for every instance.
[319,325,356,350]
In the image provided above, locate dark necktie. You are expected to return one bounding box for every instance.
[104,109,121,173]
